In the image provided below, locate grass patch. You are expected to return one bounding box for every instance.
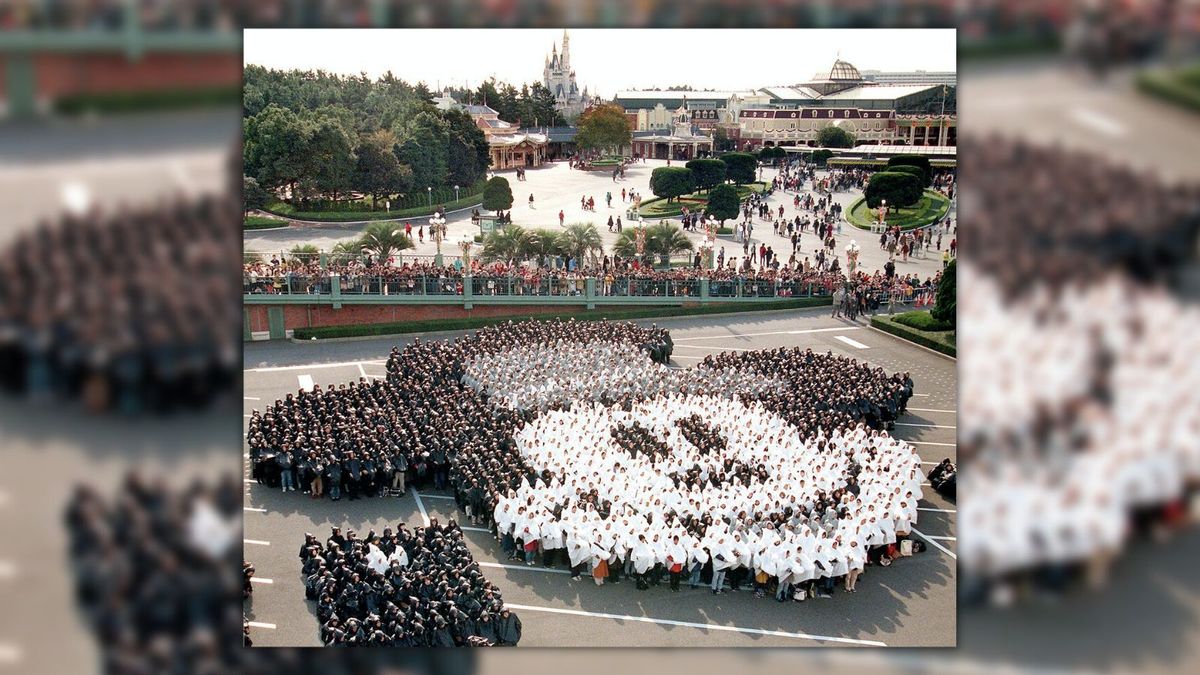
[892,310,953,332]
[871,314,956,357]
[846,189,951,231]
[638,182,768,219]
[1137,66,1200,114]
[293,297,831,340]
[244,215,289,230]
[54,86,241,115]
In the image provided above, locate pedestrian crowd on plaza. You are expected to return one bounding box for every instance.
[1,194,240,412]
[300,522,520,646]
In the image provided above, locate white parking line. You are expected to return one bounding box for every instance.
[244,396,261,401]
[912,528,956,559]
[923,535,957,541]
[675,344,753,352]
[907,441,956,447]
[244,539,270,546]
[918,508,956,514]
[412,489,431,526]
[419,493,458,500]
[896,423,957,429]
[906,407,956,414]
[479,561,572,575]
[250,577,274,585]
[246,621,277,629]
[1068,107,1127,138]
[503,603,887,647]
[674,327,861,341]
[246,360,388,373]
[460,526,491,533]
[297,374,315,392]
[834,335,870,349]
[244,507,266,513]
[671,355,706,360]
[357,363,368,379]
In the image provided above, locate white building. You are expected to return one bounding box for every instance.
[860,69,958,86]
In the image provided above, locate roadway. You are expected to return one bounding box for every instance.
[242,308,958,648]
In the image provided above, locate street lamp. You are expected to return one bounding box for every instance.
[459,239,473,271]
[427,186,432,208]
[878,198,888,232]
[430,212,447,266]
[454,184,461,202]
[845,239,861,276]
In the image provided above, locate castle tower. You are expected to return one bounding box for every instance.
[542,30,586,122]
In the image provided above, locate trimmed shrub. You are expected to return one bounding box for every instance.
[893,310,952,332]
[719,152,758,184]
[649,167,696,203]
[887,155,933,185]
[871,316,956,357]
[865,171,922,209]
[930,259,956,328]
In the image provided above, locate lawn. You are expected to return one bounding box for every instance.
[846,189,951,231]
[244,215,289,230]
[638,182,769,219]
[266,191,484,223]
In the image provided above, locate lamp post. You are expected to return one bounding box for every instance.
[635,218,647,268]
[430,212,446,266]
[427,186,432,208]
[454,184,461,202]
[845,239,861,276]
[878,198,887,232]
[459,239,473,271]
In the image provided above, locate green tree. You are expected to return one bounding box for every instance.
[685,159,727,192]
[243,176,270,214]
[817,125,856,148]
[524,228,565,259]
[646,222,694,266]
[719,152,757,185]
[811,149,835,165]
[930,259,956,328]
[288,243,319,263]
[443,108,491,188]
[705,184,740,224]
[526,81,567,127]
[887,155,933,186]
[650,167,696,203]
[482,225,531,262]
[712,126,736,153]
[558,222,604,266]
[354,129,413,209]
[575,103,632,156]
[864,171,922,209]
[243,104,312,203]
[328,240,362,267]
[886,164,926,185]
[355,221,414,263]
[304,111,357,201]
[394,111,449,194]
[611,229,640,258]
[482,176,514,213]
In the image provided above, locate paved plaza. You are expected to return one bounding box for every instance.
[242,309,959,648]
[243,159,954,281]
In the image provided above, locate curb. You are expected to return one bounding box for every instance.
[866,323,956,361]
[254,202,484,227]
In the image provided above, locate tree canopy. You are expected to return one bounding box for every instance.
[719,152,757,185]
[705,184,740,224]
[930,259,956,328]
[817,126,856,148]
[482,176,514,213]
[887,155,933,186]
[356,221,414,264]
[685,159,727,192]
[649,167,696,203]
[864,171,923,209]
[575,103,632,154]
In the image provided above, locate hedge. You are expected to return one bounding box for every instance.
[638,182,769,219]
[870,315,956,357]
[266,192,484,223]
[846,190,951,231]
[54,86,241,115]
[1137,67,1200,114]
[244,215,289,230]
[891,310,952,332]
[293,297,832,340]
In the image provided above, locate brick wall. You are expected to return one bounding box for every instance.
[245,302,653,334]
[31,52,240,98]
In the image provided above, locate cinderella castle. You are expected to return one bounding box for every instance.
[543,30,592,122]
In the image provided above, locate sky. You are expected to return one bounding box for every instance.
[244,29,956,98]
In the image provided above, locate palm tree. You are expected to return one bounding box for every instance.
[327,240,361,267]
[523,228,566,261]
[558,222,604,268]
[611,229,639,259]
[288,243,320,264]
[355,221,414,264]
[646,222,694,267]
[482,225,530,262]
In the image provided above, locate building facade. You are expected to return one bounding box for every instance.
[860,69,958,86]
[465,104,548,170]
[543,30,592,122]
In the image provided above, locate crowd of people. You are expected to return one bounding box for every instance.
[299,522,519,646]
[0,194,240,412]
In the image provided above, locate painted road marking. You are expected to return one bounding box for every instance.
[357,363,368,379]
[297,374,315,392]
[675,344,753,352]
[412,489,431,526]
[912,528,956,559]
[246,621,277,629]
[918,508,956,514]
[244,539,270,546]
[906,407,956,414]
[674,327,861,341]
[835,335,870,349]
[244,396,261,401]
[1068,107,1127,138]
[923,535,957,542]
[907,441,956,447]
[419,493,457,500]
[479,562,572,575]
[250,577,274,585]
[896,423,957,429]
[246,359,388,373]
[503,603,888,646]
[244,507,266,513]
